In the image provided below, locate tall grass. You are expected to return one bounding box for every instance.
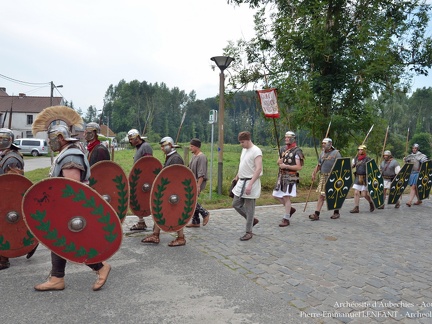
[24,143,321,210]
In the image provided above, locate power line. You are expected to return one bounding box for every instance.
[0,73,49,87]
[1,73,70,105]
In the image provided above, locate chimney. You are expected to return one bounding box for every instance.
[19,93,26,97]
[0,87,6,91]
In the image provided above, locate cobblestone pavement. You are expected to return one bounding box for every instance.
[174,196,432,324]
[2,195,431,324]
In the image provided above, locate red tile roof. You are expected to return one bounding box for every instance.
[100,124,116,137]
[0,92,63,113]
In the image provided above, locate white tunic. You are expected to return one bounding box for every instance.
[232,145,263,199]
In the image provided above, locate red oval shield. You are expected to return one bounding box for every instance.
[22,178,122,264]
[0,174,37,258]
[150,165,198,232]
[128,156,162,217]
[90,160,130,223]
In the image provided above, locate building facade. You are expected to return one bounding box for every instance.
[0,87,64,140]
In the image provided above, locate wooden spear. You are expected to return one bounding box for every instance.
[380,125,389,163]
[175,111,187,144]
[404,128,410,157]
[362,124,374,145]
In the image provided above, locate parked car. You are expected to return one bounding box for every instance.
[13,138,49,156]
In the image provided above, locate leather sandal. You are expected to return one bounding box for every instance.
[130,221,147,231]
[350,206,359,213]
[330,212,340,219]
[395,201,400,208]
[34,276,65,291]
[309,213,319,221]
[406,202,412,207]
[141,233,160,244]
[93,262,111,291]
[240,232,253,241]
[168,236,186,247]
[0,258,10,270]
[414,201,422,205]
[186,223,200,227]
[279,219,290,227]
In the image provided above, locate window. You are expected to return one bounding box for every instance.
[27,115,33,125]
[26,131,33,138]
[22,140,40,146]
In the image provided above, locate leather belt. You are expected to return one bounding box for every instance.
[239,178,252,196]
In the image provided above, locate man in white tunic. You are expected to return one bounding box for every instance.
[231,131,263,241]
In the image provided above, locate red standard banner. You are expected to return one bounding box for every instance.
[257,88,280,118]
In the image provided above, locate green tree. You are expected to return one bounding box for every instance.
[410,132,432,157]
[84,105,98,123]
[103,80,193,143]
[226,0,432,150]
[408,87,432,134]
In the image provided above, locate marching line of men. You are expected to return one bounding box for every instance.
[2,118,430,292]
[273,131,429,227]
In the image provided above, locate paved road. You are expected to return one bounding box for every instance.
[2,197,431,324]
[24,156,52,172]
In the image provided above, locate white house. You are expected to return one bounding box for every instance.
[0,87,64,140]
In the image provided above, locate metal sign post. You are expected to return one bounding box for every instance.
[209,110,217,199]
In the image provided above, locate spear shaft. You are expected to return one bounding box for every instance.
[404,128,410,157]
[325,121,331,138]
[362,124,374,145]
[380,125,389,162]
[175,111,187,144]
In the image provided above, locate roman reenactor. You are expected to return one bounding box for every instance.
[350,145,375,213]
[31,106,112,291]
[272,131,304,227]
[309,138,342,220]
[128,128,153,231]
[379,150,401,208]
[85,122,110,166]
[142,136,188,246]
[404,143,428,206]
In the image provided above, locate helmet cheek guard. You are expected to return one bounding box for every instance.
[47,125,78,152]
[85,122,100,142]
[0,128,14,150]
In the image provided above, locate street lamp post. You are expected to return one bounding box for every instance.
[210,56,234,195]
[50,81,63,106]
[49,81,63,163]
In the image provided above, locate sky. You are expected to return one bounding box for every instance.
[1,0,431,113]
[0,0,256,111]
